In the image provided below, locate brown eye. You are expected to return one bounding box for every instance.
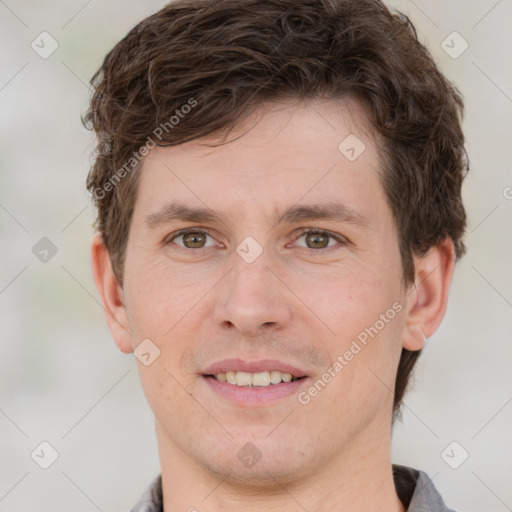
[291,229,345,251]
[305,232,330,249]
[182,232,207,248]
[167,228,221,252]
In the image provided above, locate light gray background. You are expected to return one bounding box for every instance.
[1,1,510,510]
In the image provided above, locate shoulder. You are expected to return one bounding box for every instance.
[393,464,458,512]
[128,475,163,512]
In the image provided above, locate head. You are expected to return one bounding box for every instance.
[86,0,467,486]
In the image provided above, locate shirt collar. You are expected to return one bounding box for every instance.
[129,465,455,511]
[393,465,456,511]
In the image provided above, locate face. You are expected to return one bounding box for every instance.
[119,99,412,483]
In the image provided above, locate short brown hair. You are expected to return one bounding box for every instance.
[84,0,468,415]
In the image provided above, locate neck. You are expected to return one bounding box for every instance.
[155,420,405,512]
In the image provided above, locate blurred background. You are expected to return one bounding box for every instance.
[0,1,510,510]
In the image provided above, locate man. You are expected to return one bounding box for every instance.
[86,0,467,510]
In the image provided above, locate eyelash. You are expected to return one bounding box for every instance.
[293,228,347,250]
[165,227,347,252]
[165,228,215,248]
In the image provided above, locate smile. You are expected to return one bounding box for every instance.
[201,359,309,405]
[210,370,301,387]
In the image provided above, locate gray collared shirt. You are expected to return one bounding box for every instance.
[129,465,456,511]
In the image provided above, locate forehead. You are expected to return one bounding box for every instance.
[132,97,386,225]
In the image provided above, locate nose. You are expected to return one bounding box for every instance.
[212,251,293,336]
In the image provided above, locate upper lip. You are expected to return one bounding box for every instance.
[202,358,308,378]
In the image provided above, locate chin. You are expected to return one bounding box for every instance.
[197,435,315,487]
[207,458,307,488]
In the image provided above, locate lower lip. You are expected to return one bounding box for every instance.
[202,375,309,406]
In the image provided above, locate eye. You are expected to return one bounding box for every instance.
[291,228,346,250]
[167,229,220,249]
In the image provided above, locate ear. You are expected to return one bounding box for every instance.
[90,233,133,353]
[402,237,456,351]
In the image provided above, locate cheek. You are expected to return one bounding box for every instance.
[301,300,406,438]
[291,260,401,334]
[295,262,406,391]
[123,255,210,338]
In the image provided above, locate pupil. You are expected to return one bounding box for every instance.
[183,232,206,248]
[306,233,328,249]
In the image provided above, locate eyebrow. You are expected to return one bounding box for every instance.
[144,202,228,229]
[144,200,371,230]
[273,202,371,229]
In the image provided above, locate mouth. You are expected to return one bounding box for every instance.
[206,370,304,387]
[201,359,309,405]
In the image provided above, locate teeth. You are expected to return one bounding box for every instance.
[213,370,297,387]
[281,372,292,383]
[215,372,227,382]
[252,371,270,386]
[269,370,282,384]
[236,371,252,386]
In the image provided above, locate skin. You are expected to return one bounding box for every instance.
[91,98,455,511]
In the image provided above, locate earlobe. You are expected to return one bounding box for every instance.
[402,238,456,351]
[90,233,134,354]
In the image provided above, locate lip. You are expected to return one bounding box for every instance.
[200,358,310,407]
[202,358,308,378]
